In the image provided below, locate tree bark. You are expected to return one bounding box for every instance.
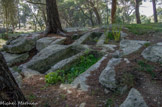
[135,0,141,24]
[152,0,158,23]
[45,0,63,34]
[87,0,102,25]
[0,53,27,106]
[111,0,117,24]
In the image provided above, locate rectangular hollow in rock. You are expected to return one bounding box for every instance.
[82,32,103,45]
[27,46,81,73]
[51,51,103,84]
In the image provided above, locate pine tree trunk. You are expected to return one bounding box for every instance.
[0,53,26,106]
[135,0,141,24]
[152,0,158,23]
[111,0,117,24]
[45,0,63,34]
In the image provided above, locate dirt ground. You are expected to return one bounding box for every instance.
[21,30,162,107]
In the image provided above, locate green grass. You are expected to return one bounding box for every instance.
[124,23,162,35]
[45,52,101,84]
[137,60,155,78]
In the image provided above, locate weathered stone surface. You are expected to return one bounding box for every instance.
[102,44,117,51]
[10,68,23,87]
[79,102,86,107]
[21,68,41,79]
[121,31,128,38]
[71,54,108,91]
[99,58,121,90]
[36,37,57,51]
[142,43,162,62]
[96,33,106,46]
[2,52,29,66]
[120,40,149,56]
[73,32,92,45]
[120,88,148,107]
[47,52,85,74]
[3,33,41,54]
[22,45,79,73]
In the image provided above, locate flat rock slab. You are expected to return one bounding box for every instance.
[142,43,162,62]
[73,32,93,45]
[99,58,121,90]
[3,33,42,54]
[71,54,108,91]
[120,40,149,56]
[2,52,29,66]
[36,37,57,51]
[36,37,66,51]
[120,88,148,107]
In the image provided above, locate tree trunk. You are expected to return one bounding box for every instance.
[111,0,117,24]
[135,0,141,24]
[152,0,158,23]
[45,0,63,34]
[0,53,26,106]
[87,0,101,25]
[17,0,21,29]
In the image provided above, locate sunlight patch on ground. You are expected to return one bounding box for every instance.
[0,39,6,49]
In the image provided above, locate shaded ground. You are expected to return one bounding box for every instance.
[18,26,162,107]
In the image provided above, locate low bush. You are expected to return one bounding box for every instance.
[45,53,100,84]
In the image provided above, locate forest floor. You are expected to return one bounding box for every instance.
[20,24,162,107]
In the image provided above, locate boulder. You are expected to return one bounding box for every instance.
[2,52,29,66]
[3,33,41,54]
[120,88,148,107]
[21,45,79,73]
[120,40,149,56]
[99,58,121,90]
[142,43,162,62]
[36,37,57,51]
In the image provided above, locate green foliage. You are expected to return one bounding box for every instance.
[124,24,162,35]
[144,42,151,47]
[45,53,100,84]
[45,70,65,84]
[112,26,122,42]
[104,26,121,43]
[138,60,155,78]
[106,98,114,107]
[12,66,21,73]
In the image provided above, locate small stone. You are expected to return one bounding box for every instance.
[104,89,110,94]
[79,102,86,107]
[67,90,72,94]
[124,58,130,64]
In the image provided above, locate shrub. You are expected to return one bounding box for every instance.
[45,53,100,84]
[104,26,122,43]
[45,70,65,84]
